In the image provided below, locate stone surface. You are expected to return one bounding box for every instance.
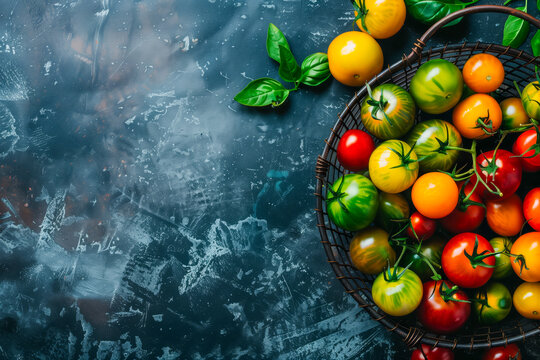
[0,0,538,359]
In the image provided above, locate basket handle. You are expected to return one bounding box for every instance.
[407,5,540,61]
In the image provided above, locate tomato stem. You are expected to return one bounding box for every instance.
[326,177,350,213]
[470,141,503,197]
[350,0,369,33]
[439,282,471,303]
[366,83,395,127]
[464,235,499,269]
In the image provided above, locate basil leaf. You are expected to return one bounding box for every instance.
[532,30,540,57]
[234,78,290,107]
[502,6,530,48]
[405,0,479,27]
[300,52,331,86]
[266,24,291,64]
[278,45,301,83]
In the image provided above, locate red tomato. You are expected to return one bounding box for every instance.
[336,129,375,172]
[520,159,540,172]
[482,344,522,360]
[407,211,437,241]
[486,194,525,237]
[417,280,471,334]
[513,129,540,167]
[441,233,495,288]
[524,187,540,231]
[411,344,454,360]
[473,149,522,200]
[440,182,485,233]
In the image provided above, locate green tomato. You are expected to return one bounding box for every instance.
[402,235,446,281]
[361,84,416,140]
[349,227,396,275]
[369,140,419,194]
[326,174,379,231]
[410,59,463,114]
[406,119,462,172]
[375,192,410,234]
[372,267,423,316]
[521,81,540,121]
[473,282,512,325]
[490,237,513,279]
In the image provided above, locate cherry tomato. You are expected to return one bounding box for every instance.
[473,282,512,325]
[462,53,504,93]
[482,344,522,360]
[511,232,540,282]
[407,211,437,241]
[500,97,530,130]
[490,237,513,280]
[486,194,525,237]
[411,344,454,360]
[327,31,383,87]
[524,187,540,231]
[473,149,522,200]
[354,0,406,39]
[349,227,396,275]
[336,129,376,172]
[441,233,495,288]
[403,236,446,281]
[521,81,540,120]
[513,129,540,168]
[372,267,423,316]
[417,280,471,334]
[452,94,502,140]
[376,192,410,233]
[440,181,485,233]
[411,172,458,219]
[513,282,540,319]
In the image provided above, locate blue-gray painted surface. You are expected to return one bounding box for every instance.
[0,1,538,359]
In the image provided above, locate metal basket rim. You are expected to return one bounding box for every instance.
[315,41,540,351]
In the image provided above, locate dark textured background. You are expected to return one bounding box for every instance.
[0,0,537,359]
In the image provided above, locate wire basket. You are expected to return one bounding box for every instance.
[315,5,540,351]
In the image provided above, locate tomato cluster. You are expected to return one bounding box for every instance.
[326,53,540,357]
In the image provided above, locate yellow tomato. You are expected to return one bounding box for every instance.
[513,282,540,320]
[354,0,406,39]
[327,31,383,87]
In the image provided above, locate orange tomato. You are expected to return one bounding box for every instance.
[452,94,502,139]
[462,53,505,93]
[327,31,383,87]
[486,194,525,237]
[411,172,458,219]
[511,232,540,282]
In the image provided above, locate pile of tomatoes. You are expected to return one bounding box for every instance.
[326,53,540,358]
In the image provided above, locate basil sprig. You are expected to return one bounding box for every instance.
[502,0,530,49]
[234,24,331,108]
[404,0,480,27]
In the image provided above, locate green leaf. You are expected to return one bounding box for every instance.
[532,30,540,56]
[404,0,480,27]
[278,45,301,83]
[502,6,530,48]
[300,52,331,86]
[538,0,540,11]
[266,24,291,64]
[234,78,290,107]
